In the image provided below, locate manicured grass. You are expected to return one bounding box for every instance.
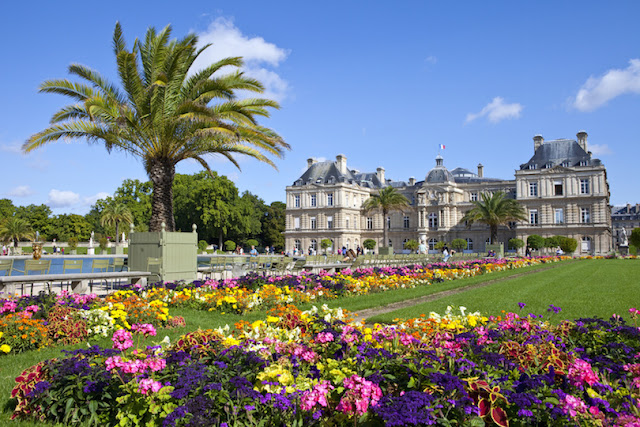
[310,260,560,314]
[368,259,640,324]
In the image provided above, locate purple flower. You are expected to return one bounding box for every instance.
[518,302,526,310]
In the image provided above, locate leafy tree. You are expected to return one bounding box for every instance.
[362,187,410,248]
[0,199,16,220]
[460,192,526,244]
[451,238,467,252]
[508,238,525,253]
[173,172,265,246]
[100,202,133,244]
[363,239,376,251]
[46,214,92,241]
[404,239,419,252]
[111,179,152,230]
[630,228,640,249]
[435,241,446,251]
[67,237,78,251]
[13,204,52,239]
[320,238,333,254]
[0,217,35,252]
[558,236,578,254]
[198,240,208,253]
[224,240,236,252]
[261,201,285,251]
[527,234,545,251]
[25,23,288,232]
[544,236,562,249]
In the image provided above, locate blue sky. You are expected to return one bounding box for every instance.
[1,1,639,215]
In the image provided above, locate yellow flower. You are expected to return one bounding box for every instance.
[223,336,240,347]
[266,316,279,323]
[0,344,11,354]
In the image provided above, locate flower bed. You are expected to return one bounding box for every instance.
[10,305,640,426]
[0,256,566,355]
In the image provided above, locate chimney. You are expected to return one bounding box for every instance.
[533,134,544,151]
[627,203,632,213]
[577,130,588,152]
[409,177,416,186]
[477,163,484,178]
[376,167,385,184]
[307,158,317,169]
[336,154,347,174]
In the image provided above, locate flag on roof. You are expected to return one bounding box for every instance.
[439,144,445,149]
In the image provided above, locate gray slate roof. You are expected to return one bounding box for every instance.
[520,139,602,170]
[293,161,406,188]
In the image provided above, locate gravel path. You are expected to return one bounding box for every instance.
[353,261,572,322]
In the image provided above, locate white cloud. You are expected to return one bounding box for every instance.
[0,142,22,154]
[84,192,111,206]
[194,17,291,102]
[574,59,640,112]
[425,55,437,64]
[589,144,613,156]
[465,97,523,124]
[47,189,80,208]
[8,185,34,197]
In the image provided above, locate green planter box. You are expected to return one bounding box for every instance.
[128,229,197,282]
[486,243,504,258]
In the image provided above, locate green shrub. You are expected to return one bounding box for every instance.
[99,237,108,250]
[67,237,78,250]
[558,236,578,254]
[434,241,446,250]
[527,234,544,250]
[198,240,208,252]
[509,238,525,251]
[363,239,376,250]
[404,239,419,251]
[451,239,467,252]
[224,240,236,251]
[246,239,259,248]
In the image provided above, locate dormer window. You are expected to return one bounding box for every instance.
[528,164,537,170]
[561,161,570,167]
[579,160,588,166]
[544,162,553,169]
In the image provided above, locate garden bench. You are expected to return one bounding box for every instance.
[0,271,153,295]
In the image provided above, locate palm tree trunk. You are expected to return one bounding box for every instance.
[490,225,498,244]
[382,209,388,247]
[149,159,176,232]
[115,222,119,245]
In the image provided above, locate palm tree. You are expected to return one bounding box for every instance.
[459,191,527,244]
[100,203,134,244]
[24,23,288,232]
[0,217,36,253]
[362,186,410,248]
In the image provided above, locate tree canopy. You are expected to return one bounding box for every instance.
[460,191,526,244]
[362,186,410,248]
[24,22,288,232]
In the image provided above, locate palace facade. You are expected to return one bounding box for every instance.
[284,131,612,255]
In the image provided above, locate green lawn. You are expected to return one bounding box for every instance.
[368,259,640,324]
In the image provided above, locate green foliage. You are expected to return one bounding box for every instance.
[13,204,52,238]
[558,236,578,254]
[362,187,410,247]
[246,239,259,248]
[363,239,376,250]
[509,238,525,251]
[320,239,333,251]
[0,217,35,247]
[460,192,527,244]
[115,383,177,427]
[544,236,561,248]
[98,237,108,250]
[198,240,208,252]
[44,214,92,241]
[224,240,236,251]
[261,201,286,251]
[434,241,446,250]
[630,228,640,249]
[67,237,78,250]
[404,239,419,251]
[173,172,265,247]
[451,238,468,252]
[527,234,545,250]
[25,23,288,232]
[0,198,16,220]
[100,202,133,244]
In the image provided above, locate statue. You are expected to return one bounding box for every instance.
[89,231,95,247]
[620,227,629,247]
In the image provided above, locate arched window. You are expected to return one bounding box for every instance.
[310,239,317,251]
[294,239,301,251]
[428,238,438,251]
[465,238,473,251]
[581,236,592,252]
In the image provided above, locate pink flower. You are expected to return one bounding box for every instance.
[568,359,599,386]
[301,380,334,411]
[112,329,134,351]
[132,323,157,337]
[146,358,166,372]
[138,378,163,395]
[562,395,588,417]
[336,375,382,416]
[316,332,334,344]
